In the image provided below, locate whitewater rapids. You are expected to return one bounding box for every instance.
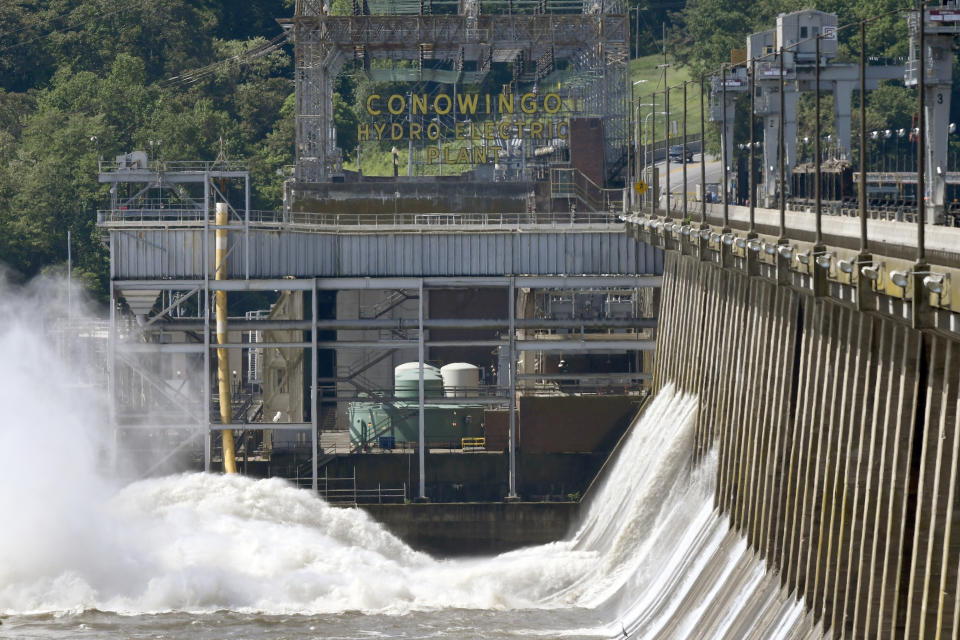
[0,280,820,638]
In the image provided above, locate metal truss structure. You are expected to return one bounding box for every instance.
[98,151,662,497]
[99,0,645,500]
[284,0,628,183]
[704,5,960,222]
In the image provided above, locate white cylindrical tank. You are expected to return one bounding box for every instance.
[440,362,480,397]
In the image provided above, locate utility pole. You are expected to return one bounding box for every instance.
[651,91,657,217]
[815,35,823,247]
[699,74,706,228]
[917,2,927,263]
[748,58,756,236]
[661,23,670,216]
[682,80,688,221]
[778,46,786,240]
[721,64,729,232]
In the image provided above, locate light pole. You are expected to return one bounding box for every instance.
[642,109,667,208]
[632,80,649,203]
[636,98,655,198]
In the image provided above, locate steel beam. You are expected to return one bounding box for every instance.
[517,372,652,381]
[114,275,663,291]
[508,277,518,499]
[147,317,659,331]
[311,279,318,491]
[417,279,426,500]
[118,337,657,353]
[209,422,314,431]
[515,340,655,351]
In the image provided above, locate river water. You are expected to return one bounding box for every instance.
[0,283,819,639]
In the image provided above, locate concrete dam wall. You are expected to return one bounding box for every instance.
[655,250,960,638]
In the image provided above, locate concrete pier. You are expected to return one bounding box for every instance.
[650,246,960,639]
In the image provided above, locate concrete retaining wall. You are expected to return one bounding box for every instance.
[323,451,606,503]
[359,502,577,556]
[655,249,960,638]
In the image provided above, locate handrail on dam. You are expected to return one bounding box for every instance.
[633,203,960,267]
[98,208,625,229]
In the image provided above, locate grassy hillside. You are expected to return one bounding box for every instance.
[631,53,706,147]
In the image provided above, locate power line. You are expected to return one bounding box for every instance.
[160,32,291,88]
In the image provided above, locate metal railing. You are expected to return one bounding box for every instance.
[99,159,249,173]
[99,208,623,228]
[309,468,407,504]
[551,167,624,213]
[98,208,208,224]
[461,436,486,450]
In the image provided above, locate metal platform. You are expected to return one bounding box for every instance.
[105,219,661,280]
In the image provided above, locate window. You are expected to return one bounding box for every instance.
[800,26,808,39]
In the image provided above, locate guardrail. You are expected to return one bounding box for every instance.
[658,197,960,227]
[311,471,407,504]
[551,167,624,212]
[461,436,486,451]
[99,159,249,173]
[98,208,624,227]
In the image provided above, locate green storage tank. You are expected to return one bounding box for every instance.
[348,401,485,448]
[394,364,443,399]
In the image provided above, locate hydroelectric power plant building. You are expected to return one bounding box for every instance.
[95,0,960,635]
[98,0,655,535]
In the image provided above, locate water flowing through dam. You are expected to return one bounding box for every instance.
[0,283,820,639]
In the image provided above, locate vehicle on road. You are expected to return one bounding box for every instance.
[668,145,693,164]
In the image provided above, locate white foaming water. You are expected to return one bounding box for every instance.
[0,280,814,638]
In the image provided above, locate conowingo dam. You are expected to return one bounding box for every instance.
[3,1,960,638]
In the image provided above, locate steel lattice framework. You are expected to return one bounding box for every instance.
[284,0,628,183]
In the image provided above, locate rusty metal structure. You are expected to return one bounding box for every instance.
[282,0,629,186]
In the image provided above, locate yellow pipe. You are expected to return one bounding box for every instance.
[215,202,237,473]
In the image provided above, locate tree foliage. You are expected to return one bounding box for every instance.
[0,0,292,297]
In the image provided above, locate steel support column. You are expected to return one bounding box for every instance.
[202,174,212,472]
[108,279,118,471]
[508,276,518,499]
[203,284,211,472]
[311,278,318,491]
[417,278,426,500]
[245,174,251,280]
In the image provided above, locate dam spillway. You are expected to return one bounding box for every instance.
[642,217,960,638]
[0,280,824,636]
[68,0,960,634]
[12,197,960,637]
